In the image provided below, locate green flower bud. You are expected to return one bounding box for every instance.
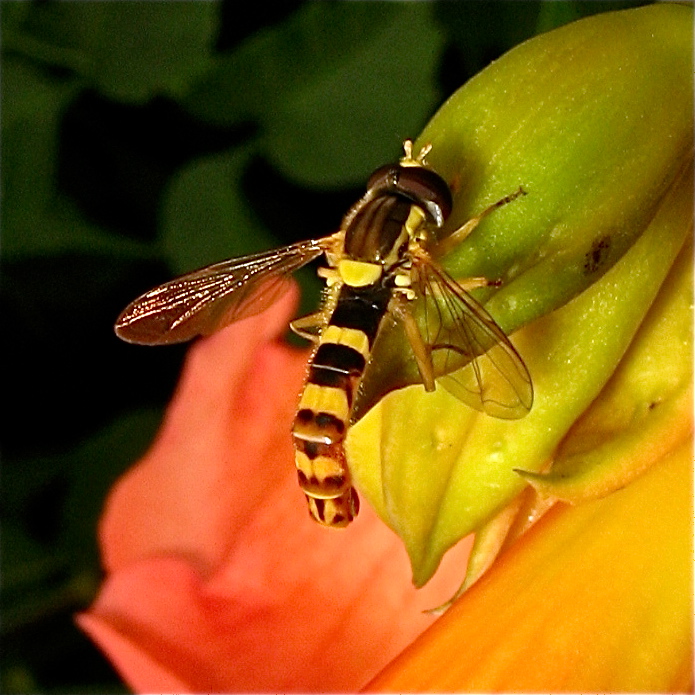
[346,4,693,587]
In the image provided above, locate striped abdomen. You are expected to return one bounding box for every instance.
[292,284,390,527]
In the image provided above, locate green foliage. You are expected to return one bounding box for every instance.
[0,2,653,691]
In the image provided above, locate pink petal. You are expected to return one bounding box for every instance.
[100,289,308,574]
[80,286,472,692]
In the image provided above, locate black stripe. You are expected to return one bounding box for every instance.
[313,498,326,522]
[297,440,328,460]
[294,407,346,441]
[296,408,314,424]
[308,364,353,389]
[315,412,345,434]
[330,285,390,345]
[313,343,365,375]
[344,196,411,262]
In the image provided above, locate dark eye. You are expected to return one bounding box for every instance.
[366,164,452,227]
[366,164,399,193]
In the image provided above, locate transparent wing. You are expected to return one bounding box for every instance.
[413,259,533,419]
[351,259,533,424]
[115,237,335,345]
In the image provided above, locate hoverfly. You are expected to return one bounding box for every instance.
[115,141,533,528]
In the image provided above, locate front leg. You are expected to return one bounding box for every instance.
[433,187,526,259]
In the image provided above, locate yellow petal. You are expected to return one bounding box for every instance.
[366,439,693,693]
[520,235,693,501]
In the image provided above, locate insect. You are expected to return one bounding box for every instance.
[115,140,533,528]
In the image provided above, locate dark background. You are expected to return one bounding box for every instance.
[1,2,650,692]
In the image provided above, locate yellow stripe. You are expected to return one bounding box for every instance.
[404,204,427,238]
[306,491,357,527]
[321,325,370,360]
[295,451,349,497]
[298,383,350,422]
[338,259,382,287]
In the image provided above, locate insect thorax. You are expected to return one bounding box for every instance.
[340,161,451,290]
[342,194,412,269]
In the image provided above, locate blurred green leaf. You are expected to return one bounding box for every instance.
[2,408,162,632]
[1,58,78,254]
[434,2,544,75]
[184,2,445,186]
[1,524,69,599]
[91,3,217,103]
[2,186,149,261]
[161,144,324,319]
[4,2,217,103]
[62,409,165,564]
[161,145,278,273]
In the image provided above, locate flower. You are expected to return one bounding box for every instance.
[365,224,694,693]
[360,6,693,689]
[77,288,475,692]
[79,5,693,692]
[79,272,692,692]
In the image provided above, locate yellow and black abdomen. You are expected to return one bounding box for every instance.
[292,285,390,527]
[292,164,450,527]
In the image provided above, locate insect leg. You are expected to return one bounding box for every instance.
[433,186,527,258]
[290,312,326,342]
[390,293,436,392]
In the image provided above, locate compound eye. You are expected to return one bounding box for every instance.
[394,166,452,226]
[366,164,399,194]
[365,163,453,227]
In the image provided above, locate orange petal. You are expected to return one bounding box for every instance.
[367,439,693,693]
[79,508,474,692]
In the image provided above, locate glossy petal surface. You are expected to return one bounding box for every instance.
[367,440,693,693]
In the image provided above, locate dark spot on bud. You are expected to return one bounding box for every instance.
[584,235,612,275]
